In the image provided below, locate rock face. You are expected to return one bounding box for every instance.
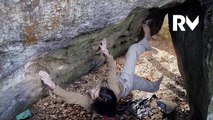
[168,0,213,119]
[1,0,213,120]
[205,1,213,119]
[0,0,186,119]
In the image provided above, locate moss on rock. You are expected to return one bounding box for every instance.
[55,8,148,86]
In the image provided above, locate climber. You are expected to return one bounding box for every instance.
[38,21,163,118]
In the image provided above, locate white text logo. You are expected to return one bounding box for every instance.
[173,15,199,31]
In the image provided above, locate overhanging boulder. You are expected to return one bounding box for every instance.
[0,0,185,119]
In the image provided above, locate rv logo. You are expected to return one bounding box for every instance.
[173,15,199,31]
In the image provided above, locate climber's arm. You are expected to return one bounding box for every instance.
[39,71,92,109]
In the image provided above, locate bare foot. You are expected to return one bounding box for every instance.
[142,21,152,40]
[153,75,164,91]
[157,75,164,84]
[39,70,56,90]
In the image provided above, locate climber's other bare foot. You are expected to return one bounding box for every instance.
[142,20,152,40]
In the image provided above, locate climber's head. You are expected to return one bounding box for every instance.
[90,87,117,117]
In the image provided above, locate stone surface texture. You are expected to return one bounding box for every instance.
[168,0,213,119]
[205,1,213,119]
[0,0,185,119]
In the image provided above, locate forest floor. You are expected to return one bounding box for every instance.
[29,33,191,120]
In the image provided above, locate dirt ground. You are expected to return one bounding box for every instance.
[29,32,190,120]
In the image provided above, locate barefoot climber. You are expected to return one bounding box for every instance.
[39,22,163,117]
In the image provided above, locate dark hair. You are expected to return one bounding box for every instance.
[91,87,117,117]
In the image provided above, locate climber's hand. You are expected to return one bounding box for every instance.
[39,70,56,90]
[100,38,109,56]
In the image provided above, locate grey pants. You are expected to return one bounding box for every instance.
[117,37,161,96]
